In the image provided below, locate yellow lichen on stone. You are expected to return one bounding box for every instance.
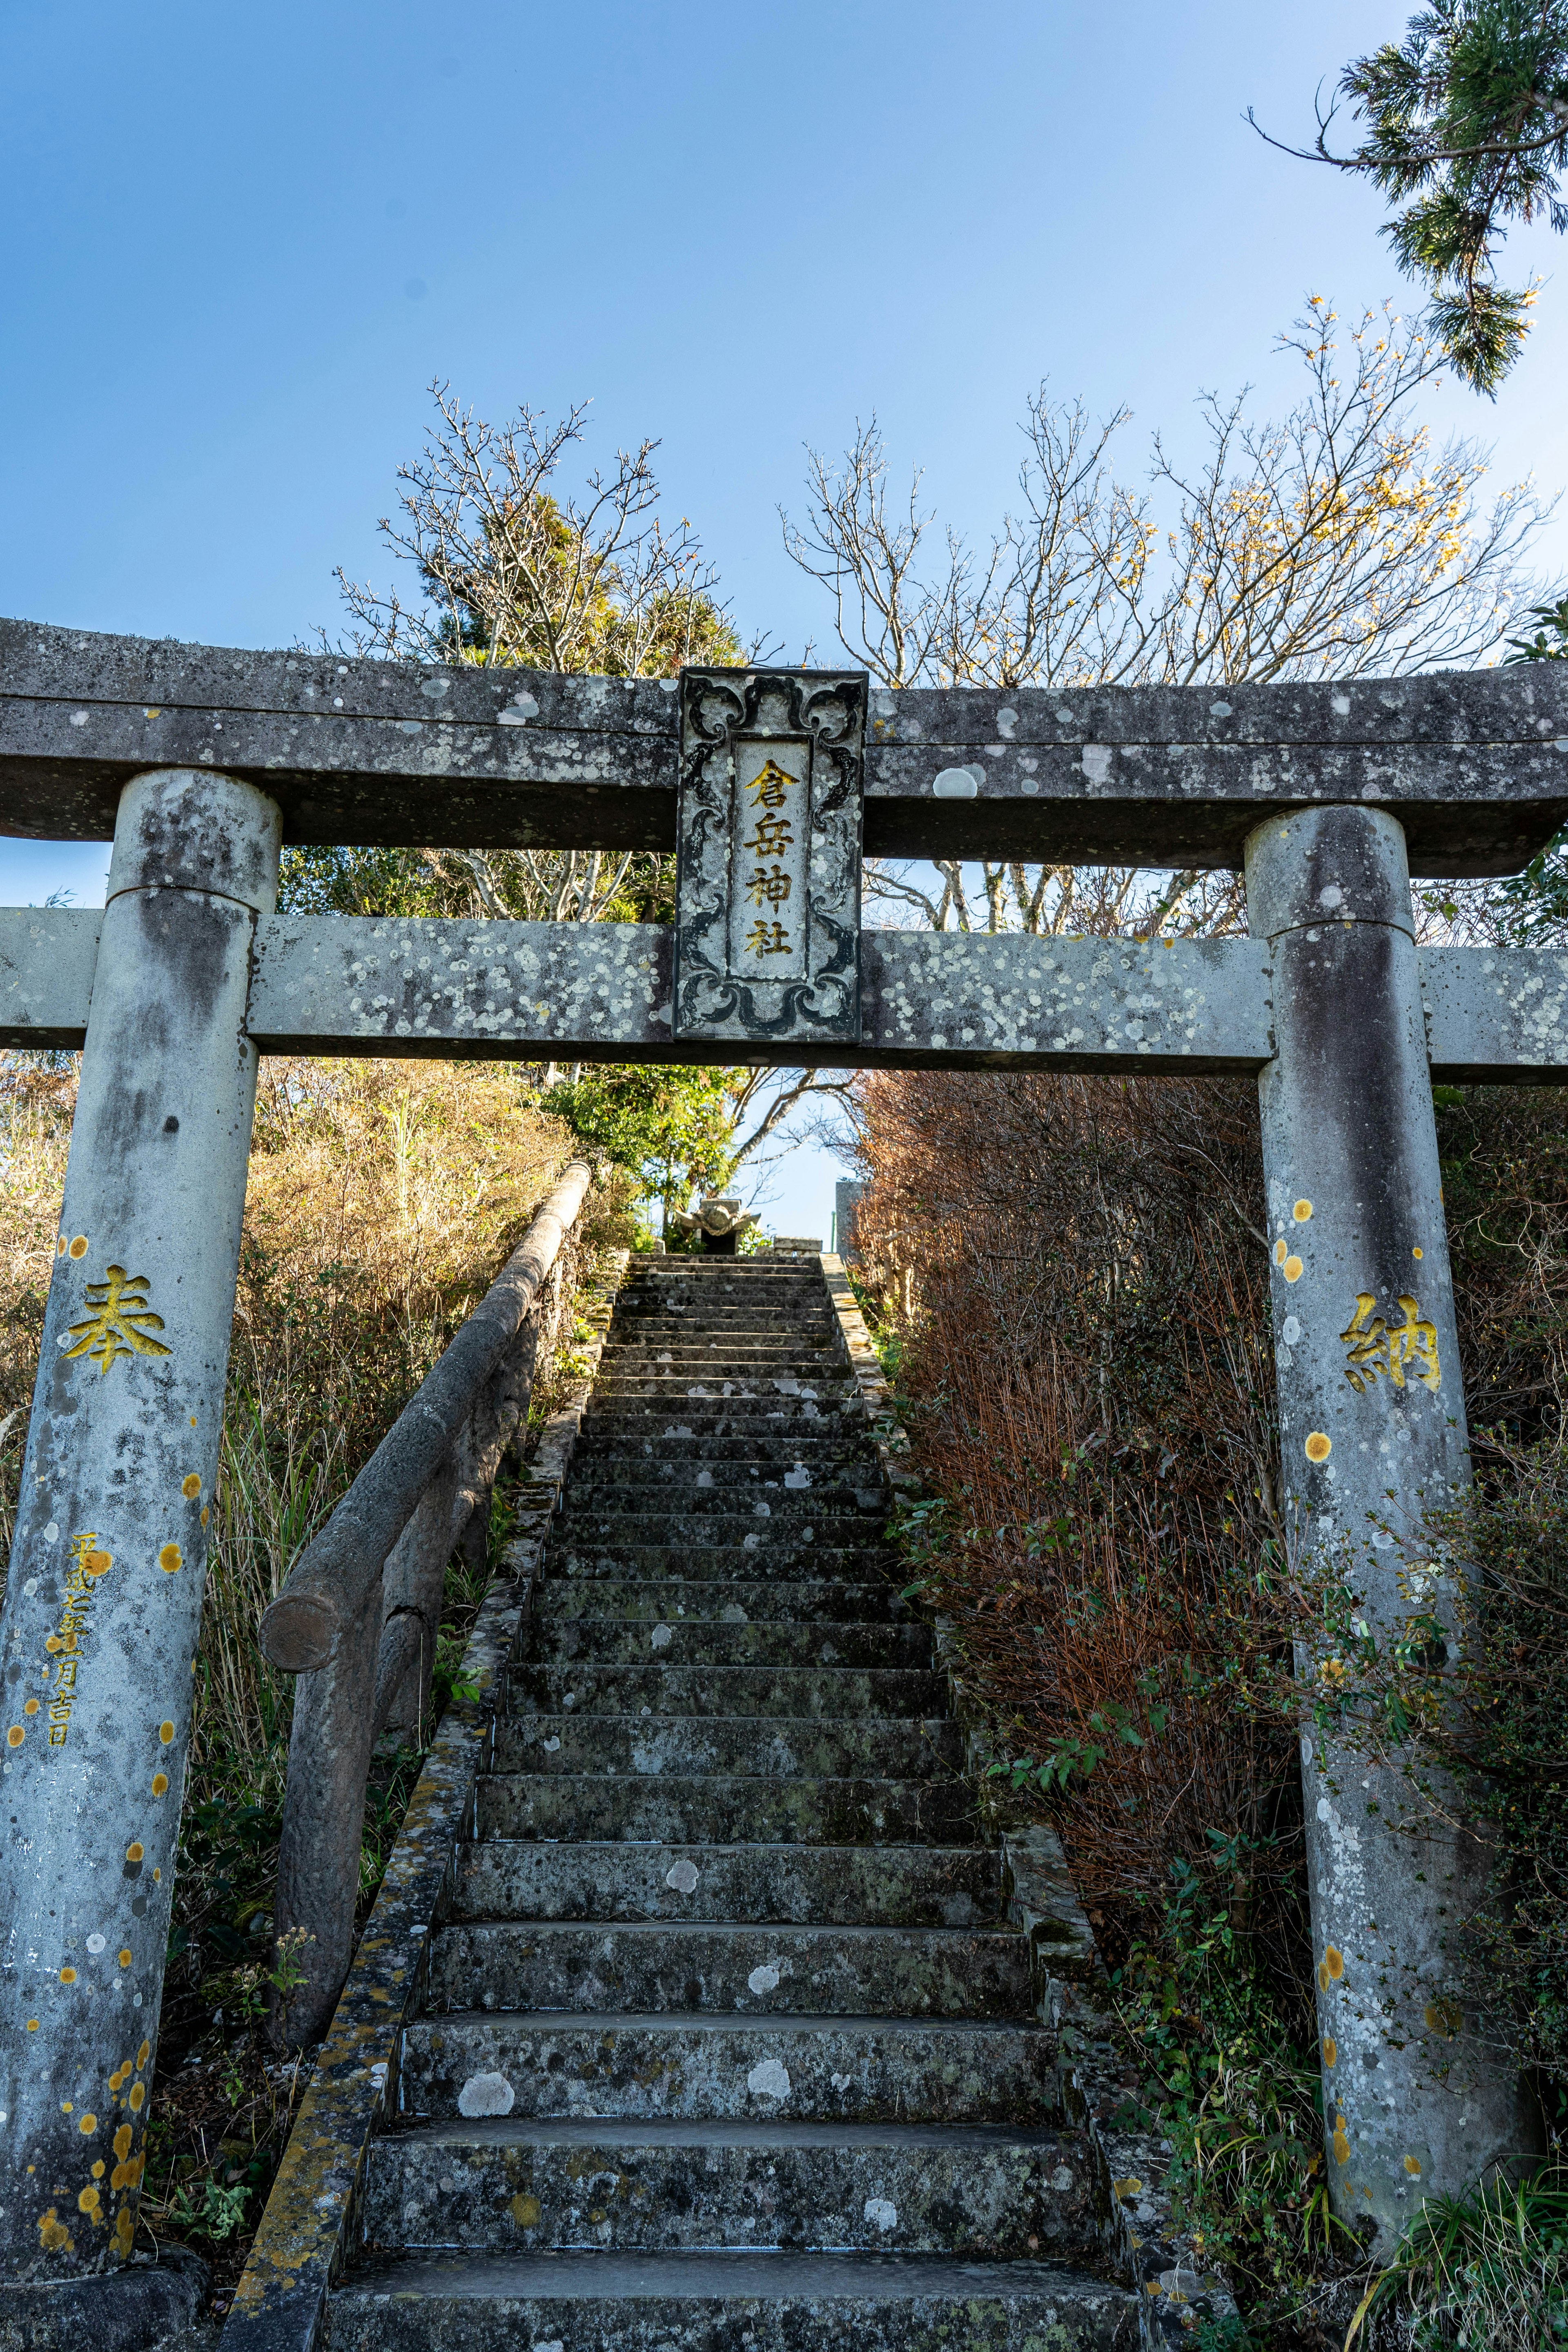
[36,2207,73,2254]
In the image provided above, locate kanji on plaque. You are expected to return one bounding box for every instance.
[674,666,865,1044]
[729,739,810,980]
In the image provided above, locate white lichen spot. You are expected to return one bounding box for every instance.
[864,2197,899,2232]
[666,1859,700,1894]
[747,1963,782,1995]
[650,1624,673,1649]
[831,2071,853,2092]
[457,2071,515,2117]
[746,2058,791,2100]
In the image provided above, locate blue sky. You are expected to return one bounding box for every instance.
[4,0,1566,1236]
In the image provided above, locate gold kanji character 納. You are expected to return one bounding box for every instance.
[1339,1292,1440,1394]
[744,920,792,957]
[744,811,794,858]
[745,864,793,909]
[748,758,797,810]
[64,1265,172,1375]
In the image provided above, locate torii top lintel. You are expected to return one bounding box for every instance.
[2,619,1567,877]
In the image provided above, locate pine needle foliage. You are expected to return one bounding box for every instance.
[1258,2,1568,392]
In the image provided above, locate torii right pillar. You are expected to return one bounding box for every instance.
[1246,804,1539,2255]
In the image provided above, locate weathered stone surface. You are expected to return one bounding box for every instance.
[0,2244,209,2350]
[474,1771,976,1847]
[325,2250,1139,2350]
[0,906,100,1046]
[505,1665,947,1720]
[1421,942,1568,1079]
[425,1924,1026,2018]
[490,1714,952,1777]
[6,617,1566,874]
[361,2118,1096,2258]
[399,2013,1058,2125]
[450,1841,1006,1929]
[0,773,282,2279]
[1246,806,1540,2253]
[21,908,1568,1087]
[861,930,1272,1069]
[530,1619,929,1667]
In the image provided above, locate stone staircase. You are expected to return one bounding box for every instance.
[324,1255,1138,2349]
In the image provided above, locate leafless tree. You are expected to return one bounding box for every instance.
[334,382,755,677]
[325,385,838,1170]
[783,303,1551,941]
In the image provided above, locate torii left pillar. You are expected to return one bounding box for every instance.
[0,769,280,2287]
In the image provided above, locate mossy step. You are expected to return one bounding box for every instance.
[424,1922,1029,2020]
[326,2252,1137,2352]
[490,1715,955,1778]
[476,1773,977,1848]
[529,1581,908,1626]
[360,2118,1096,2261]
[528,1623,927,1672]
[448,1842,1005,1930]
[398,2011,1058,2125]
[503,1665,946,1721]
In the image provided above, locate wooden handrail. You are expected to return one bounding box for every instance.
[264,1158,593,2046]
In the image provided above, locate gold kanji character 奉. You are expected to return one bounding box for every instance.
[64,1266,172,1375]
[744,811,794,857]
[1339,1292,1441,1394]
[745,864,793,909]
[745,920,792,957]
[748,758,797,809]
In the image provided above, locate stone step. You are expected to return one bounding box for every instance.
[326,2251,1138,2351]
[529,1623,927,1671]
[449,1843,1005,1929]
[612,1309,837,1330]
[601,1354,846,1373]
[557,1490,884,1525]
[425,1923,1029,2019]
[551,1510,887,1548]
[504,1666,947,1720]
[583,1404,866,1435]
[573,1421,870,1458]
[595,1371,850,1394]
[601,1344,841,1364]
[591,1382,860,1407]
[566,1463,882,1499]
[399,2012,1058,2124]
[530,1580,910,1626]
[491,1716,957,1779]
[476,1773,978,1847]
[361,2118,1096,2261]
[544,1542,893,1581]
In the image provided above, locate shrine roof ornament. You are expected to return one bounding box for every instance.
[4,617,1567,873]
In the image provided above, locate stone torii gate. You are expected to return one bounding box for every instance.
[2,615,1568,2291]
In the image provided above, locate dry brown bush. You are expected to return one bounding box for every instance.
[855,1067,1298,1959]
[855,1067,1568,1982]
[4,1055,579,1759]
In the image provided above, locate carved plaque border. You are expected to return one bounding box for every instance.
[674,668,866,1044]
